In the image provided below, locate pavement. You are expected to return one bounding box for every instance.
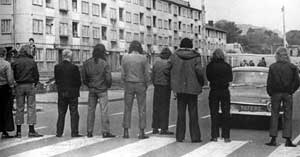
[36,89,125,105]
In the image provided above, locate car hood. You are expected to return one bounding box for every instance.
[230,85,269,103]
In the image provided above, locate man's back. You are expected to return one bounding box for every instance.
[12,55,39,84]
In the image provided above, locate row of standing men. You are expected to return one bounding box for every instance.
[0,38,299,147]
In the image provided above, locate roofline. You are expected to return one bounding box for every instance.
[205,24,227,33]
[163,0,202,12]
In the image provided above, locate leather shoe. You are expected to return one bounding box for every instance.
[123,129,129,139]
[160,130,174,135]
[152,129,159,134]
[28,132,43,138]
[210,138,218,142]
[138,134,149,139]
[285,140,297,147]
[87,132,93,138]
[56,134,62,137]
[2,133,14,139]
[224,138,231,143]
[15,132,21,138]
[71,134,83,138]
[102,132,116,138]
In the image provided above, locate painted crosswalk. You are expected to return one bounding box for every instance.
[1,134,300,157]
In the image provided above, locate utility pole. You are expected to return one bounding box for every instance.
[282,5,287,48]
[201,0,207,56]
[12,0,17,47]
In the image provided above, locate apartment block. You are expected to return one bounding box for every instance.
[0,0,225,77]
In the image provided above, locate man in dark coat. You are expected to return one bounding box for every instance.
[151,47,173,135]
[0,47,15,138]
[266,47,300,147]
[54,49,82,137]
[12,45,42,138]
[206,48,233,143]
[167,38,204,143]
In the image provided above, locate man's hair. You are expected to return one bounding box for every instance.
[19,45,31,56]
[62,49,73,61]
[29,38,34,42]
[180,38,193,48]
[275,47,290,62]
[129,40,143,54]
[160,47,172,59]
[0,47,7,57]
[93,44,106,63]
[212,48,225,61]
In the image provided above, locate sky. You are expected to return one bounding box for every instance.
[189,0,300,32]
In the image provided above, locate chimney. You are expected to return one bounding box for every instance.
[208,20,214,26]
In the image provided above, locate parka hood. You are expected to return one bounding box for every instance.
[175,48,200,60]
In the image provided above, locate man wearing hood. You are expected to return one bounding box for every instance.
[266,47,300,147]
[168,38,204,142]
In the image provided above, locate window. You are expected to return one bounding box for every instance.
[140,32,144,44]
[157,19,162,29]
[59,22,68,36]
[110,8,117,19]
[119,29,124,40]
[152,0,156,9]
[126,11,131,23]
[168,36,172,46]
[111,29,117,41]
[82,50,91,61]
[133,13,139,25]
[35,48,43,61]
[119,8,124,21]
[32,0,42,6]
[146,16,151,26]
[152,16,156,27]
[182,24,186,33]
[145,0,151,9]
[126,32,132,43]
[92,3,100,16]
[139,13,144,25]
[93,27,100,39]
[72,22,79,37]
[173,5,178,15]
[59,0,68,10]
[1,0,11,5]
[46,18,54,35]
[1,19,11,34]
[72,49,80,62]
[153,34,157,45]
[101,26,107,40]
[132,0,138,5]
[46,0,53,8]
[32,19,43,34]
[46,49,56,61]
[168,19,172,30]
[139,0,144,6]
[82,1,89,14]
[82,25,89,44]
[101,3,107,18]
[133,33,138,41]
[164,20,168,29]
[72,0,77,12]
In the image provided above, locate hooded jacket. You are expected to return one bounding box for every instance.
[267,61,300,95]
[167,48,204,95]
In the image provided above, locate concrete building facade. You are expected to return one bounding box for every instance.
[0,0,226,77]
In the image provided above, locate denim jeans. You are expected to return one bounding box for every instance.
[270,93,293,138]
[15,83,36,125]
[87,90,110,134]
[123,82,147,129]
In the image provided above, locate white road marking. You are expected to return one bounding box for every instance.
[9,136,109,157]
[201,115,211,119]
[145,124,176,134]
[93,137,176,157]
[110,112,124,116]
[181,141,248,157]
[268,134,300,157]
[35,126,47,130]
[0,135,55,151]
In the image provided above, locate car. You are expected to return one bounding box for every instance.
[230,66,277,117]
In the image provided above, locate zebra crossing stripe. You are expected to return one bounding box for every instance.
[268,134,300,157]
[9,136,109,157]
[181,141,248,157]
[93,137,176,157]
[0,135,55,151]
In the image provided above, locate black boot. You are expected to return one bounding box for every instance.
[15,125,21,138]
[265,136,277,146]
[1,131,14,139]
[285,138,297,147]
[28,125,43,137]
[138,129,149,139]
[123,128,129,138]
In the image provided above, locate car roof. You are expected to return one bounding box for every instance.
[232,66,269,72]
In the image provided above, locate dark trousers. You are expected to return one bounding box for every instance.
[176,93,201,141]
[209,89,231,139]
[0,84,14,132]
[56,95,79,136]
[270,93,292,138]
[152,85,171,130]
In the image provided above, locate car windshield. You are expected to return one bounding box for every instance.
[232,71,268,85]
